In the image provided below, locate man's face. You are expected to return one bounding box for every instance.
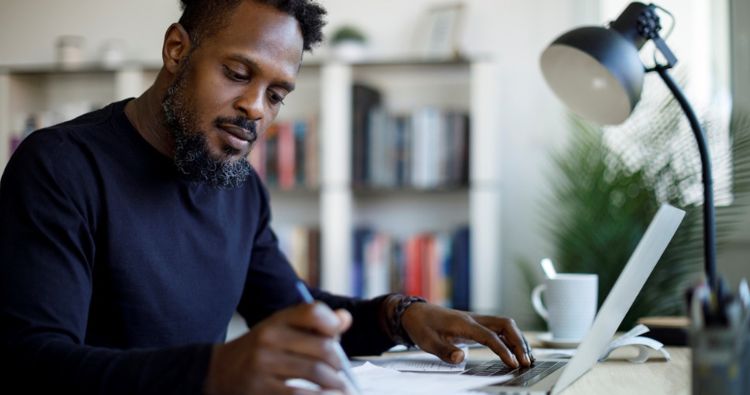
[163,1,303,188]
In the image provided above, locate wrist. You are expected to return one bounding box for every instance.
[390,295,427,347]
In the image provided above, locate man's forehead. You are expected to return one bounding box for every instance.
[203,1,303,67]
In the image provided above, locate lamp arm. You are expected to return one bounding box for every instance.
[653,66,717,289]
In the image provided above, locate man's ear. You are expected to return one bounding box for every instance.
[162,23,192,74]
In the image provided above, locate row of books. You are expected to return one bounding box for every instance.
[353,84,471,190]
[249,118,320,190]
[276,225,472,310]
[276,226,322,288]
[352,227,471,310]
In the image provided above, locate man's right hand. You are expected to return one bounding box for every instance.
[204,302,354,395]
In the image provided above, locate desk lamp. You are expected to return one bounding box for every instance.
[539,2,717,290]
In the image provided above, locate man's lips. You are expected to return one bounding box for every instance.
[219,124,255,143]
[218,124,257,151]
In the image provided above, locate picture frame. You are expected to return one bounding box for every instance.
[413,3,466,59]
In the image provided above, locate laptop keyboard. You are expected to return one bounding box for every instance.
[461,360,566,387]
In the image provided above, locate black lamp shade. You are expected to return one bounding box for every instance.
[540,26,645,125]
[540,2,720,289]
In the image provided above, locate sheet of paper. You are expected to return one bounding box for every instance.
[373,346,468,372]
[288,362,511,395]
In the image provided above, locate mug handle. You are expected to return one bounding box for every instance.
[531,284,548,320]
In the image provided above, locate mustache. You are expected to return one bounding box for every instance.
[214,116,258,144]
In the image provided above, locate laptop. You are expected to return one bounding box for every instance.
[463,204,685,395]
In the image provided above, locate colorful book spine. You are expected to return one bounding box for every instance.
[277,122,295,190]
[352,227,471,306]
[352,102,470,190]
[248,129,267,179]
[304,116,319,189]
[275,226,322,287]
[252,117,318,189]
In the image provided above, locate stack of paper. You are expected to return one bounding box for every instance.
[370,345,469,372]
[288,362,511,395]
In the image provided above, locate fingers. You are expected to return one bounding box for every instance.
[419,334,466,364]
[334,309,353,333]
[209,303,356,395]
[522,335,535,364]
[269,353,351,394]
[474,315,534,367]
[464,322,520,368]
[256,324,345,370]
[276,379,348,395]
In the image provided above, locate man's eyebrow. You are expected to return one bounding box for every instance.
[226,54,296,92]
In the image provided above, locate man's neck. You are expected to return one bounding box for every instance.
[124,76,174,158]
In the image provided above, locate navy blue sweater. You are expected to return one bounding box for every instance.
[0,99,394,394]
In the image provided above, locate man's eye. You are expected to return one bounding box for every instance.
[269,92,286,106]
[223,66,248,82]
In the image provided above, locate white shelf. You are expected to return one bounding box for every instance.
[0,64,159,168]
[0,58,505,314]
[319,62,353,295]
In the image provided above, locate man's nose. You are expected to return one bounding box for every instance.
[234,85,265,121]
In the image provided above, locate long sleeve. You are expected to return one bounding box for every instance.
[0,132,212,395]
[236,176,396,356]
[309,290,396,356]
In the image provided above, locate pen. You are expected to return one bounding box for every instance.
[295,281,362,394]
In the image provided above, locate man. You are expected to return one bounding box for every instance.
[0,1,534,394]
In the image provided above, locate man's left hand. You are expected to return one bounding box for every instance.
[401,303,535,368]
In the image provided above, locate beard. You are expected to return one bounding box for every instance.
[161,60,255,189]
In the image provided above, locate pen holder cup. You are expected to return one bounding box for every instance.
[690,327,750,395]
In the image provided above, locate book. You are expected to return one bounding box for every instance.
[450,227,471,310]
[304,116,319,189]
[248,128,267,179]
[277,122,295,190]
[293,120,307,187]
[349,227,470,305]
[394,115,411,187]
[352,228,373,298]
[355,107,469,190]
[255,118,319,189]
[404,236,423,297]
[275,226,321,286]
[306,228,321,288]
[290,226,309,281]
[364,233,392,298]
[352,84,382,186]
[264,124,279,186]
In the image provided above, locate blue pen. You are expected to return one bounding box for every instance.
[295,281,362,394]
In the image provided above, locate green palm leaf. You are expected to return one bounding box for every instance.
[534,77,750,329]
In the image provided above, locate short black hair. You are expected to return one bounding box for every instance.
[178,0,327,51]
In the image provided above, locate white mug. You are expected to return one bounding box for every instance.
[531,274,598,340]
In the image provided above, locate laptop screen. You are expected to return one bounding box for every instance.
[552,204,685,394]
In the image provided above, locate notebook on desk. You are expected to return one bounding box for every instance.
[463,204,685,395]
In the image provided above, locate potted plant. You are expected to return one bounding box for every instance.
[520,81,750,331]
[330,25,368,62]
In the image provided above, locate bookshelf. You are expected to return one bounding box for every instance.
[0,57,504,314]
[311,59,503,314]
[0,62,156,167]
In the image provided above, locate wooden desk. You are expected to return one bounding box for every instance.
[468,346,690,394]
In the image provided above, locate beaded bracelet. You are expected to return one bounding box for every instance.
[391,296,427,347]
